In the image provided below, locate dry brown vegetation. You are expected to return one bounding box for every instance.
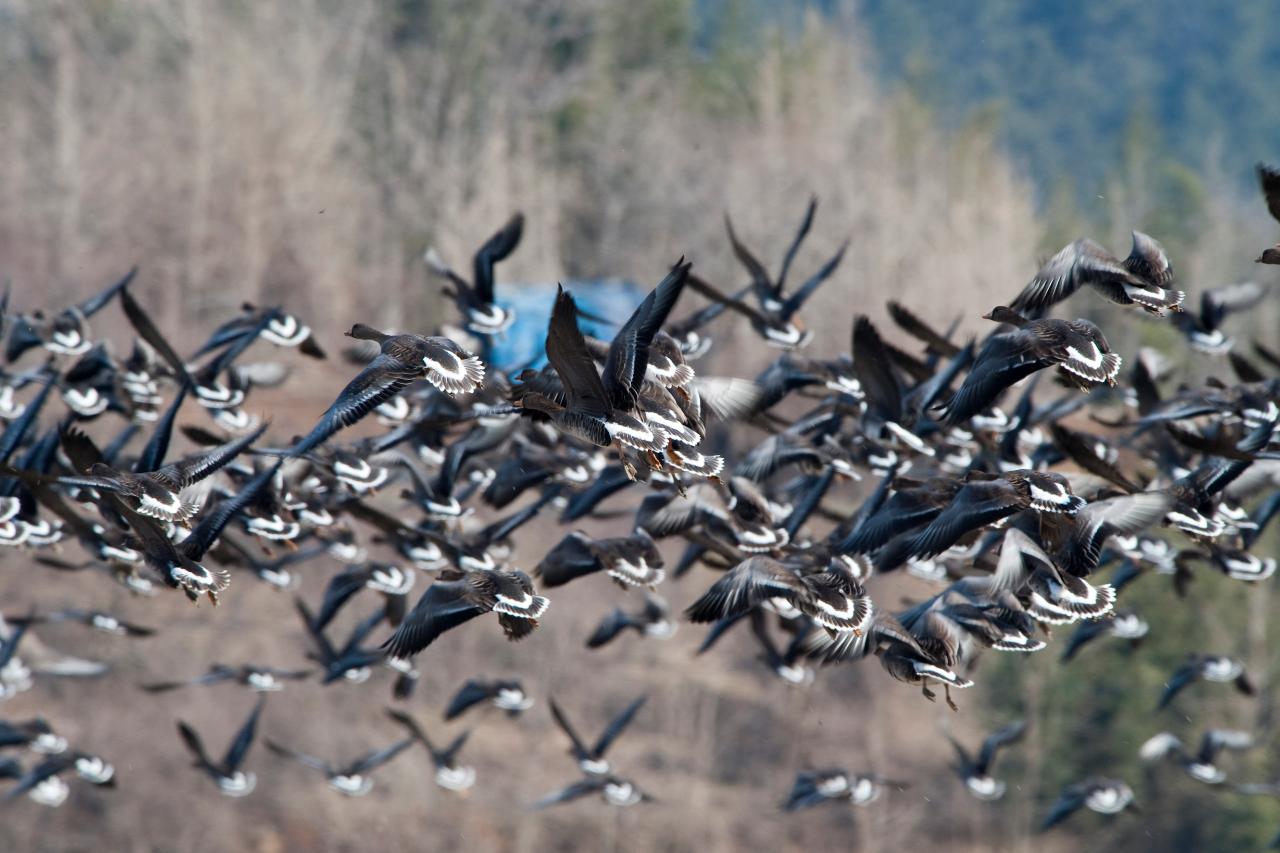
[2,2,1278,852]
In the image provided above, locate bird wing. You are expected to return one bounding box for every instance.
[1058,492,1173,577]
[1157,661,1200,709]
[977,720,1027,774]
[593,695,647,758]
[264,740,331,774]
[684,557,803,623]
[159,422,268,488]
[724,213,775,302]
[851,316,904,421]
[180,461,283,562]
[545,286,610,418]
[944,332,1044,424]
[1258,163,1280,223]
[445,680,495,721]
[177,722,218,774]
[532,778,602,810]
[586,608,635,649]
[775,197,817,293]
[471,213,524,304]
[291,353,420,456]
[781,239,847,318]
[1040,785,1088,831]
[381,580,484,658]
[602,261,689,410]
[549,699,594,763]
[222,696,266,772]
[879,482,1020,567]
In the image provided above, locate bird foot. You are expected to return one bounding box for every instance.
[945,685,958,712]
[922,685,936,703]
[623,461,638,481]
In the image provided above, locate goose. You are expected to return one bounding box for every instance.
[586,593,676,648]
[142,663,312,693]
[515,262,689,478]
[782,770,901,811]
[386,709,476,793]
[685,556,873,637]
[1157,654,1254,710]
[1040,778,1137,830]
[1010,235,1184,314]
[265,736,413,797]
[176,696,265,797]
[289,325,483,457]
[684,199,847,349]
[444,679,534,721]
[5,267,135,361]
[0,717,67,754]
[1139,728,1254,784]
[537,529,665,590]
[941,307,1121,425]
[424,213,523,335]
[549,695,646,777]
[532,774,652,809]
[949,720,1026,800]
[0,750,116,805]
[1060,610,1149,662]
[380,568,550,658]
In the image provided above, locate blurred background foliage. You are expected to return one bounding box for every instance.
[1,1,1278,850]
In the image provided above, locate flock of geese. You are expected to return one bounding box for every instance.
[1,164,1280,842]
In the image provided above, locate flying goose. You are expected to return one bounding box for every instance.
[265,736,413,797]
[783,770,901,811]
[1139,728,1254,784]
[424,213,524,335]
[386,709,476,793]
[549,695,647,777]
[1010,235,1184,314]
[1040,777,1137,830]
[942,307,1121,425]
[176,697,265,797]
[381,569,550,658]
[444,679,535,721]
[948,719,1026,800]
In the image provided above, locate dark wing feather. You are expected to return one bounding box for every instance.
[222,697,265,772]
[180,460,283,562]
[549,699,593,763]
[781,240,846,317]
[776,196,817,293]
[381,580,484,658]
[976,720,1026,774]
[545,287,610,418]
[593,695,647,758]
[602,261,689,409]
[532,778,601,809]
[347,738,414,775]
[945,333,1045,424]
[724,214,774,301]
[291,353,419,456]
[1258,163,1280,223]
[77,267,137,317]
[444,680,494,721]
[852,316,903,421]
[472,213,524,304]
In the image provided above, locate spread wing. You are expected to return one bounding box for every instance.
[546,286,610,418]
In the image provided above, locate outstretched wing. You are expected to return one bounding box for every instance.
[593,695,647,758]
[472,213,524,304]
[222,696,266,772]
[381,580,484,658]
